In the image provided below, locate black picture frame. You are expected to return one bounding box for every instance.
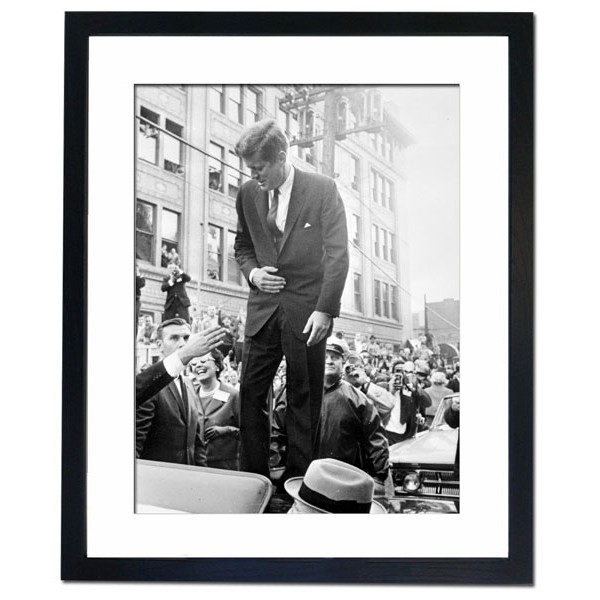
[62,11,533,583]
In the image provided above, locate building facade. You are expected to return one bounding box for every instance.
[413,298,460,346]
[135,85,414,349]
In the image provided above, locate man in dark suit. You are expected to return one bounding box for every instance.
[136,318,207,465]
[234,118,349,481]
[161,262,191,323]
[136,324,227,406]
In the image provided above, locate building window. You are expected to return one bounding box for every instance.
[381,229,389,261]
[228,151,243,198]
[351,214,361,247]
[370,132,378,152]
[372,224,380,258]
[207,224,223,280]
[163,119,183,175]
[136,200,155,263]
[378,174,386,206]
[245,87,261,123]
[209,142,224,192]
[390,233,396,264]
[289,112,299,143]
[138,106,159,164]
[391,286,399,320]
[209,85,225,113]
[351,155,360,190]
[161,209,180,267]
[382,282,390,318]
[370,169,379,204]
[227,230,242,285]
[277,105,287,131]
[374,280,382,317]
[335,148,360,191]
[353,273,363,313]
[227,85,242,123]
[385,179,394,211]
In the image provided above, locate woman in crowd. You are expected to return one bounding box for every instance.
[190,349,241,470]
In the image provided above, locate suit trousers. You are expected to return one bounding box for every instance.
[239,306,327,480]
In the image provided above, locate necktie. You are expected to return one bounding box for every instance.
[178,375,189,414]
[267,188,283,250]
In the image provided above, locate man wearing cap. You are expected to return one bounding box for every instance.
[234,119,349,481]
[316,337,391,495]
[285,458,386,514]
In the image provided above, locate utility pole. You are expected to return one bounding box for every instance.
[278,86,385,178]
[424,294,429,337]
[321,89,339,178]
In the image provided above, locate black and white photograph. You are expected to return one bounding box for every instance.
[8,0,600,594]
[134,84,460,515]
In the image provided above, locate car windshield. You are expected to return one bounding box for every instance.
[430,395,458,429]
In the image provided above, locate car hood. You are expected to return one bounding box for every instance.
[389,428,458,466]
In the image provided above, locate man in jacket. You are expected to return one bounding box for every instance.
[136,318,206,465]
[161,262,192,323]
[234,119,349,481]
[385,360,432,444]
[135,324,226,407]
[317,337,390,496]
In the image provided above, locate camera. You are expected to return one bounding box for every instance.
[393,371,406,390]
[344,364,359,378]
[343,359,362,379]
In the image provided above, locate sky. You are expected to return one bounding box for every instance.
[384,86,460,313]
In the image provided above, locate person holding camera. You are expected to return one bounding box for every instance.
[342,351,395,426]
[161,261,192,323]
[385,360,432,445]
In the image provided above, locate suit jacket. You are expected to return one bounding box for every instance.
[196,381,240,470]
[161,272,191,312]
[136,375,206,465]
[136,360,173,407]
[234,169,349,338]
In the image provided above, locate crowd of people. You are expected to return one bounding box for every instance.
[135,118,459,514]
[135,316,459,510]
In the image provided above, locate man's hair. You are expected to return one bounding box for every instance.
[156,317,190,340]
[235,118,289,162]
[390,358,406,373]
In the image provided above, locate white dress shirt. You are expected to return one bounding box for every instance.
[249,166,295,286]
[270,164,295,233]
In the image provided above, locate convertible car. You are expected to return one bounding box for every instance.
[387,394,460,511]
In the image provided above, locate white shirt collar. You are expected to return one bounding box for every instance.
[274,164,295,199]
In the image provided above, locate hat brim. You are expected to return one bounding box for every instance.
[284,477,386,514]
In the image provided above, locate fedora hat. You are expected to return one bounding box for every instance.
[284,458,386,514]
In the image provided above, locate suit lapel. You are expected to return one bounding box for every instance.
[166,380,186,421]
[279,169,308,252]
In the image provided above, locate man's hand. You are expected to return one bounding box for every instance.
[303,311,332,347]
[177,325,227,365]
[252,266,286,294]
[204,425,232,441]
